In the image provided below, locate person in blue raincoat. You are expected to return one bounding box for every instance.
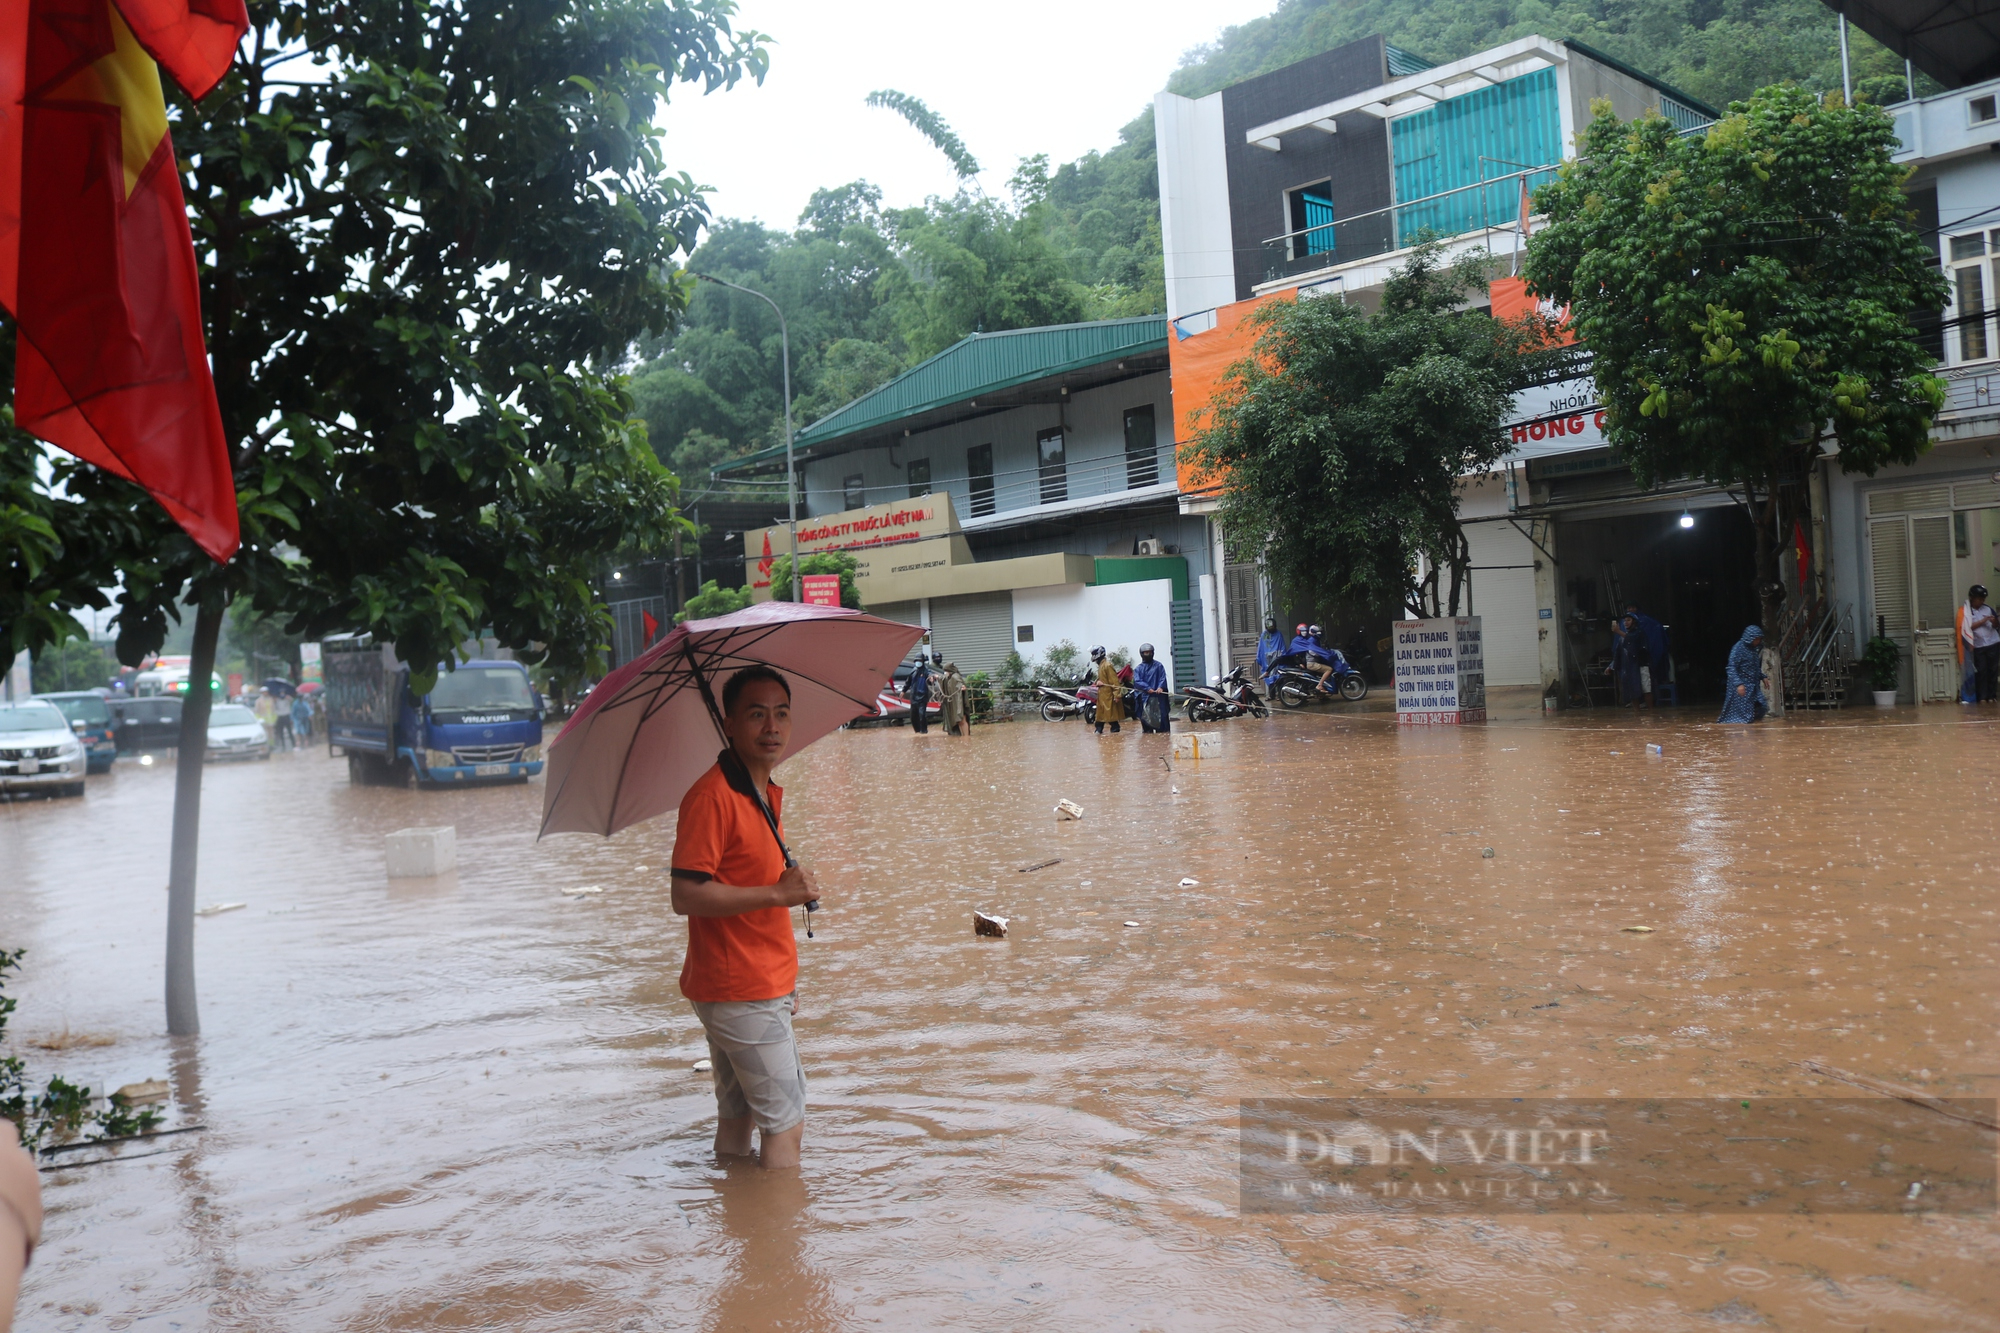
[1133,643,1171,733]
[1292,624,1334,691]
[1612,602,1670,706]
[1256,616,1287,694]
[906,652,933,733]
[1716,625,1768,723]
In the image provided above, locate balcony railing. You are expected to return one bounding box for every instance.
[1260,165,1563,284]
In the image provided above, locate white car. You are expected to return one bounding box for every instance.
[0,700,88,798]
[205,704,272,762]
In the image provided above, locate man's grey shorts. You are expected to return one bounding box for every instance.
[690,994,806,1134]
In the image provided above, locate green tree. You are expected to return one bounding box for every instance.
[1188,246,1554,618]
[2,0,766,1036]
[675,578,753,624]
[767,552,863,608]
[1523,88,1947,622]
[28,638,113,693]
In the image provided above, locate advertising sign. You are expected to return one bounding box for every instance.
[744,494,964,598]
[801,574,842,607]
[1393,617,1486,725]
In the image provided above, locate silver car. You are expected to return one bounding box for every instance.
[205,704,272,762]
[0,700,88,798]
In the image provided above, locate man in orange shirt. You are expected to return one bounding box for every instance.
[671,666,823,1169]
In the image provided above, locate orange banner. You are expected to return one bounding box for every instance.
[1489,276,1574,346]
[1168,292,1293,496]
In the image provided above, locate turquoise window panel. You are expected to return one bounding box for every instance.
[1300,188,1336,256]
[1390,67,1562,246]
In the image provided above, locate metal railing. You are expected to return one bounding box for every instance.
[1259,165,1563,284]
[1774,598,1854,710]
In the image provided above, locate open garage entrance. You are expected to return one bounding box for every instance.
[1553,501,1760,707]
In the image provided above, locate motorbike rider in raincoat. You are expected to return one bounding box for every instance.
[1256,616,1287,694]
[1088,645,1126,735]
[1291,624,1336,692]
[1133,643,1170,733]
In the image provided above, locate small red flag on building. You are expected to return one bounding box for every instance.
[1,0,248,563]
[1793,520,1811,594]
[640,609,659,643]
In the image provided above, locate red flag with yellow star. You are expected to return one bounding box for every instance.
[0,0,247,562]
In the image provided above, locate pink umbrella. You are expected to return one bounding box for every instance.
[538,600,923,838]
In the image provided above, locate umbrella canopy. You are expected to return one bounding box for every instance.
[539,600,922,838]
[261,677,298,696]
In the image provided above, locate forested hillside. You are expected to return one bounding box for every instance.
[637,0,1917,499]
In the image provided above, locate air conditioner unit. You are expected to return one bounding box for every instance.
[1135,538,1163,556]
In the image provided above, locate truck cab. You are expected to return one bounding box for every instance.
[409,661,544,785]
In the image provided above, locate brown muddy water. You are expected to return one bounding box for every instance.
[1,698,1995,1330]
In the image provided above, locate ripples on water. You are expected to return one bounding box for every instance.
[3,703,1995,1329]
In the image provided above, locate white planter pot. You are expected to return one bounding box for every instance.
[1872,689,1897,707]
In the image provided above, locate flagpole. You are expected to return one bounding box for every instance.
[694,274,796,600]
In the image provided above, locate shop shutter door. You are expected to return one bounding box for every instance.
[1224,566,1261,671]
[927,592,1013,676]
[1171,598,1205,692]
[865,600,920,627]
[1911,515,1956,634]
[1869,517,1912,644]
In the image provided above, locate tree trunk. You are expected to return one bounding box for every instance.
[166,590,223,1035]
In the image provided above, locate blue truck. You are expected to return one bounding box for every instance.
[323,634,545,787]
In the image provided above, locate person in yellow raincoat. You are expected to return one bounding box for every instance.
[1089,645,1125,735]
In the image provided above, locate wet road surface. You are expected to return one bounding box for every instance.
[2,698,1996,1330]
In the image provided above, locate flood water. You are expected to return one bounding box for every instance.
[3,694,1996,1330]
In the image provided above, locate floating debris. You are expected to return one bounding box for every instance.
[1481,848,1495,858]
[1646,744,1663,756]
[113,1080,169,1105]
[1178,877,1200,888]
[692,1059,712,1073]
[195,902,245,917]
[563,885,604,897]
[1620,925,1654,933]
[1017,857,1062,873]
[1055,799,1085,821]
[974,911,1010,938]
[1123,921,1141,928]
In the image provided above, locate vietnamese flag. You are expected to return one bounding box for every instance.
[0,0,248,563]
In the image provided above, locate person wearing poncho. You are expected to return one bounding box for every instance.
[1716,625,1768,723]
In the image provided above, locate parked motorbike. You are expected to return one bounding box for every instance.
[1182,664,1269,722]
[1269,652,1369,707]
[1036,683,1094,723]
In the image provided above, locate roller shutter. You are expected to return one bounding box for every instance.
[927,592,1014,676]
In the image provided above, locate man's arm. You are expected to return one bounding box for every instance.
[671,865,820,918]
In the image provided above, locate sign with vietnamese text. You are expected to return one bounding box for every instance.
[744,494,962,597]
[801,574,842,607]
[1394,617,1486,725]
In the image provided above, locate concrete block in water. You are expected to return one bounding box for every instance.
[1172,732,1223,760]
[385,826,457,878]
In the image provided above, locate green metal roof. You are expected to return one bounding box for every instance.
[712,315,1168,476]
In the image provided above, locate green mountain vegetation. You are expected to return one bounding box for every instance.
[635,0,1923,498]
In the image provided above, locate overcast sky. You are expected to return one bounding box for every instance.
[654,0,1274,230]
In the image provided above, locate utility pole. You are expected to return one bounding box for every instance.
[693,274,797,599]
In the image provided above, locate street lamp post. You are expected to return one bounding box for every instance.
[693,272,796,600]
